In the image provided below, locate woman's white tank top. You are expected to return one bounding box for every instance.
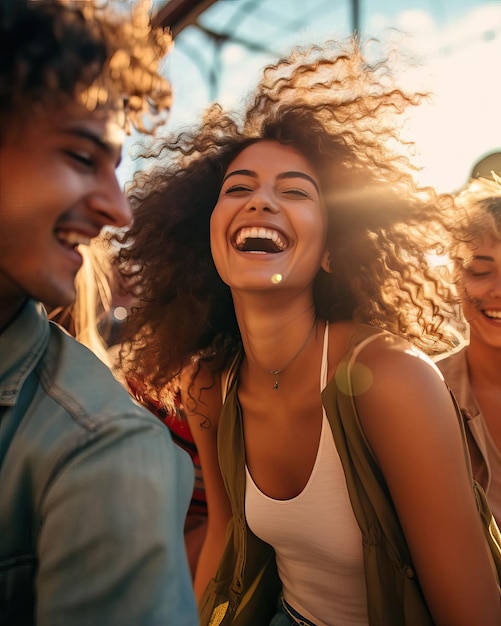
[245,323,368,626]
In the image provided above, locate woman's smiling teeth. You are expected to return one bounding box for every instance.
[234,227,287,253]
[55,230,92,249]
[484,310,501,320]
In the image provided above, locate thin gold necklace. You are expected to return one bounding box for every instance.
[255,320,317,391]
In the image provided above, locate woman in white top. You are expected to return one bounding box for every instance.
[115,39,501,625]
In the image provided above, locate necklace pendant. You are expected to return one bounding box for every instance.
[272,369,280,390]
[260,322,316,391]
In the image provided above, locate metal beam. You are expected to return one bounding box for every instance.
[351,0,360,33]
[153,0,219,36]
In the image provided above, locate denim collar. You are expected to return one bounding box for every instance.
[0,299,49,406]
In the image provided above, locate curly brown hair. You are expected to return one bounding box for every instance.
[115,38,461,395]
[0,0,172,138]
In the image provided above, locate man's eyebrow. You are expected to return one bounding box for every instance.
[472,254,495,262]
[221,169,319,193]
[63,127,123,166]
[277,171,319,193]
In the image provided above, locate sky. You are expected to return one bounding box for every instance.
[119,0,501,193]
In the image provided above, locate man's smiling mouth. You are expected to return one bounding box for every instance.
[55,230,92,249]
[234,227,287,253]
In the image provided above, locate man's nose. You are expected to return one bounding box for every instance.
[88,173,132,228]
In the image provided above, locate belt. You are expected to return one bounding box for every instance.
[280,596,318,626]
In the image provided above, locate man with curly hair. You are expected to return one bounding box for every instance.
[0,1,198,624]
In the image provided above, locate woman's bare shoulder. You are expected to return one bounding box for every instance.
[329,322,445,391]
[352,328,446,388]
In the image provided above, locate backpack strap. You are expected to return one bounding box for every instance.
[343,329,501,593]
[445,385,501,591]
[221,349,243,403]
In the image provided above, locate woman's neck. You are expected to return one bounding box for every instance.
[465,339,501,388]
[232,291,319,377]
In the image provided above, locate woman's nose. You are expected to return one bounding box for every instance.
[489,273,501,297]
[244,187,278,214]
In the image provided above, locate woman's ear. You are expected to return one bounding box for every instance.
[321,249,332,273]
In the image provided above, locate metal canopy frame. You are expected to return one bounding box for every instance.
[153,0,361,101]
[154,0,360,36]
[153,0,219,36]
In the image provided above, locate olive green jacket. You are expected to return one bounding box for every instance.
[200,325,433,626]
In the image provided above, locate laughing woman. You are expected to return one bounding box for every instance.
[115,39,501,626]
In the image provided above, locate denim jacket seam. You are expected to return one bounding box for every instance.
[0,320,48,406]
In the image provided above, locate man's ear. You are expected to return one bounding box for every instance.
[321,249,332,273]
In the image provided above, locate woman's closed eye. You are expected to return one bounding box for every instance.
[280,187,313,199]
[464,266,493,278]
[225,184,253,194]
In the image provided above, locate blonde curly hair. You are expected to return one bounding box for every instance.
[449,177,501,270]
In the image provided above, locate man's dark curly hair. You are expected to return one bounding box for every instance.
[0,0,172,139]
[115,38,462,395]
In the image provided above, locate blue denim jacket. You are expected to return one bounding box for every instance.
[0,300,199,626]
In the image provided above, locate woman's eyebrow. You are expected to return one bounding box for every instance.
[277,171,319,193]
[222,169,319,193]
[222,169,256,185]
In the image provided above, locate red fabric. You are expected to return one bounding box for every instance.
[127,377,207,518]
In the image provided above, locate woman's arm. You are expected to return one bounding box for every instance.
[181,363,233,601]
[354,336,500,626]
